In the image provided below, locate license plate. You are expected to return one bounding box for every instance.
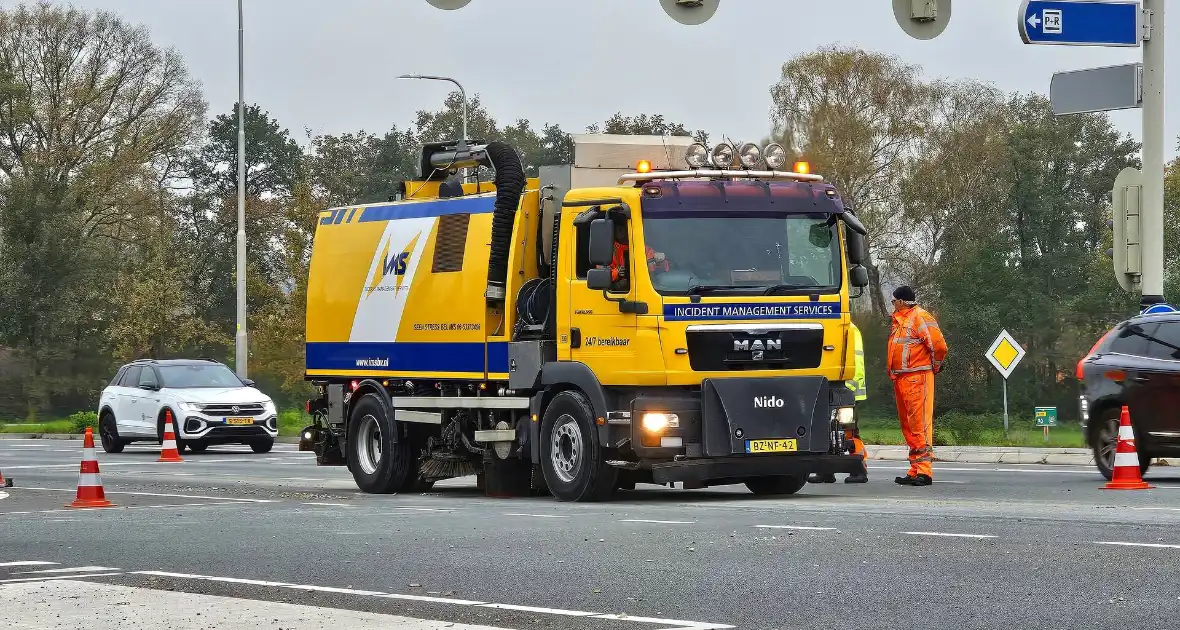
[745,438,798,454]
[224,417,254,425]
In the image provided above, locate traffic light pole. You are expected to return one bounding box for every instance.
[1139,0,1165,307]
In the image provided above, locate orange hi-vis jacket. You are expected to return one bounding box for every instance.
[611,243,668,282]
[887,305,948,379]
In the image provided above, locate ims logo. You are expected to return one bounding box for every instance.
[383,251,410,276]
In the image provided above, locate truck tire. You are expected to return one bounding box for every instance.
[347,393,413,494]
[539,390,617,502]
[745,475,807,496]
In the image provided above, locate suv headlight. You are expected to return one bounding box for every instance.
[264,400,277,415]
[178,402,201,412]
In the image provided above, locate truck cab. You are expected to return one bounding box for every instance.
[301,134,871,501]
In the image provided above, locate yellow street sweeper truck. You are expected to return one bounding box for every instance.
[300,134,872,501]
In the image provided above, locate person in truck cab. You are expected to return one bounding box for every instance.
[610,220,669,291]
[888,285,948,487]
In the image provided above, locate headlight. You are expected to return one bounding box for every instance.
[264,400,277,415]
[685,142,709,168]
[738,142,762,169]
[764,143,787,170]
[641,412,680,433]
[836,407,855,426]
[177,402,200,412]
[710,143,734,168]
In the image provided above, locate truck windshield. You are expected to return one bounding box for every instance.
[641,211,841,295]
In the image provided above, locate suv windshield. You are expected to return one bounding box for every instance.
[641,211,841,295]
[157,364,244,388]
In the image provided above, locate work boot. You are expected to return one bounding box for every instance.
[845,471,868,484]
[895,474,932,486]
[808,473,837,484]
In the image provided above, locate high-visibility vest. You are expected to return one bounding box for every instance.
[847,324,867,401]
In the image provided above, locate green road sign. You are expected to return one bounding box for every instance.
[1035,406,1058,427]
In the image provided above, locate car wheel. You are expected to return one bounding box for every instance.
[99,413,124,454]
[187,441,209,454]
[249,439,273,454]
[539,390,617,502]
[745,475,807,496]
[346,393,413,493]
[1091,406,1151,481]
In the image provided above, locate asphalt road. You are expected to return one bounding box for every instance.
[3,438,1180,629]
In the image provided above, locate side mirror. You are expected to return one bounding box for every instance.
[588,218,615,266]
[242,378,256,388]
[586,267,612,291]
[846,231,866,266]
[849,265,869,288]
[138,383,159,391]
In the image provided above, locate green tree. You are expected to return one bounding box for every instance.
[0,2,204,417]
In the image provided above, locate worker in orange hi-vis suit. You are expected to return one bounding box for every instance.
[887,285,948,487]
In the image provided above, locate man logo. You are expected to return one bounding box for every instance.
[733,339,782,352]
[753,396,785,409]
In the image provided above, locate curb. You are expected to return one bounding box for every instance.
[865,444,1173,467]
[0,433,301,445]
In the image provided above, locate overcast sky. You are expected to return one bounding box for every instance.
[65,0,1179,159]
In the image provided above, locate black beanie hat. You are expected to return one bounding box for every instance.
[893,285,916,302]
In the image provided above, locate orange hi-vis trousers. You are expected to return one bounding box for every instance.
[893,370,934,478]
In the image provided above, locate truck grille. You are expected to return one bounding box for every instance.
[200,403,266,416]
[686,326,825,372]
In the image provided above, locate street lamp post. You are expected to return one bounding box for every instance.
[235,0,248,378]
[397,74,469,173]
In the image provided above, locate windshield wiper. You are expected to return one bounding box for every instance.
[686,284,733,295]
[762,284,830,295]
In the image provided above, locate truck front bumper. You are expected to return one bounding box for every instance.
[650,453,864,484]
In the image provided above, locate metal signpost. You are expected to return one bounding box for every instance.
[985,330,1027,435]
[1035,406,1058,443]
[1021,0,1166,309]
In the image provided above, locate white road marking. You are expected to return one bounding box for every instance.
[869,464,1096,475]
[15,486,276,503]
[0,561,58,568]
[753,525,837,531]
[5,459,246,470]
[1094,541,1180,549]
[621,519,695,525]
[304,502,352,508]
[132,570,734,629]
[503,513,568,519]
[0,491,7,501]
[902,531,997,539]
[0,572,123,584]
[0,580,513,630]
[394,507,454,513]
[15,566,120,574]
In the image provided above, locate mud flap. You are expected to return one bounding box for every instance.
[700,376,830,457]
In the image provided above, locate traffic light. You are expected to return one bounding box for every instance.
[1109,167,1144,293]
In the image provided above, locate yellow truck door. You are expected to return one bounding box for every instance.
[566,217,639,385]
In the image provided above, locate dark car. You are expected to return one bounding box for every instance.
[1077,312,1180,479]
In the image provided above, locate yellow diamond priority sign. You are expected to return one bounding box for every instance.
[985,329,1025,380]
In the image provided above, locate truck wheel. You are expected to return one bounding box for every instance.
[745,475,807,496]
[539,390,617,502]
[347,393,413,494]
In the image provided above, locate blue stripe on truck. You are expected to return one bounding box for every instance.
[306,342,509,375]
[356,195,496,223]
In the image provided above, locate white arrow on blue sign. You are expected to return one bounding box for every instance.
[1019,0,1143,47]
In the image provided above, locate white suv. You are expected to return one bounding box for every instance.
[97,359,278,454]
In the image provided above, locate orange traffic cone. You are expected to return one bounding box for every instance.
[0,466,10,487]
[1104,406,1153,490]
[158,409,184,463]
[67,427,113,508]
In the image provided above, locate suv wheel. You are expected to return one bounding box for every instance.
[99,413,125,454]
[1091,406,1151,481]
[250,439,273,454]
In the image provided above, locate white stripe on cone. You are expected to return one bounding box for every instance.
[1119,425,1135,440]
[1114,451,1140,468]
[77,473,102,487]
[82,447,95,459]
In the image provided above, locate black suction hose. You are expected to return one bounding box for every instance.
[484,141,526,301]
